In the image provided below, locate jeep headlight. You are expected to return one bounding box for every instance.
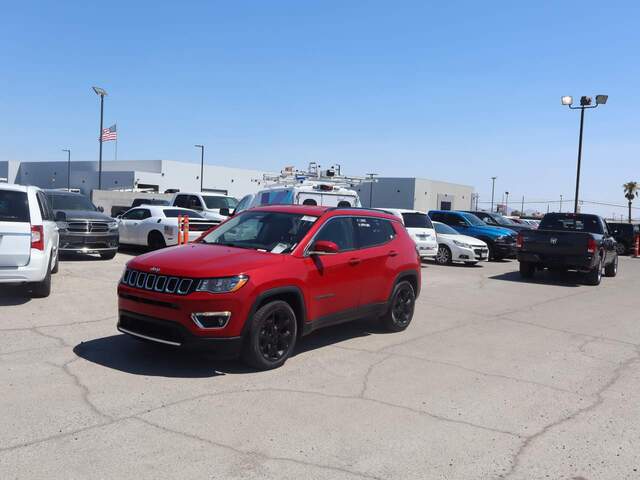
[453,240,470,248]
[196,275,249,294]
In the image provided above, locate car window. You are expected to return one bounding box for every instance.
[122,208,150,220]
[187,196,203,210]
[235,194,253,212]
[460,213,485,226]
[174,195,189,208]
[46,193,97,211]
[36,192,51,221]
[163,209,204,218]
[258,189,294,206]
[201,211,318,254]
[202,196,237,209]
[401,212,433,229]
[0,190,30,222]
[434,222,458,235]
[539,214,604,234]
[442,213,462,226]
[354,217,395,248]
[314,217,356,251]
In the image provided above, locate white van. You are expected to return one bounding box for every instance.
[382,208,438,260]
[246,182,361,211]
[0,185,59,297]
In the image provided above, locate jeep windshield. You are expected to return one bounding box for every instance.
[200,211,318,253]
[47,193,97,211]
[461,213,486,227]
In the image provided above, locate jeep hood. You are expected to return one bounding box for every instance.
[127,243,285,277]
[471,225,516,237]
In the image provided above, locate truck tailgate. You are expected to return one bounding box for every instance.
[0,221,31,267]
[521,230,592,256]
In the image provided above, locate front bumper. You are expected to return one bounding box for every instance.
[118,310,243,356]
[493,242,517,258]
[451,244,489,262]
[59,232,119,253]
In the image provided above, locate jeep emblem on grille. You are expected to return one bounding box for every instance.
[550,237,558,245]
[150,267,161,273]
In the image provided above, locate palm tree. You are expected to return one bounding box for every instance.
[623,181,638,223]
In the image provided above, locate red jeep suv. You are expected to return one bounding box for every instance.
[117,205,421,369]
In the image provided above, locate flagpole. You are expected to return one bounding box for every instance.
[115,122,118,161]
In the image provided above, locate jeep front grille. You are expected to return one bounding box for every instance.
[122,269,196,295]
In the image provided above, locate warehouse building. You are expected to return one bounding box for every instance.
[1,160,475,212]
[0,160,271,199]
[356,177,474,211]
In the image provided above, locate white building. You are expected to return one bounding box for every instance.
[356,177,475,211]
[0,160,272,199]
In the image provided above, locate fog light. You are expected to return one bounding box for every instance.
[191,312,231,329]
[459,254,469,259]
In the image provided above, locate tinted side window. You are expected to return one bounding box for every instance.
[355,217,395,248]
[36,192,53,221]
[188,196,203,210]
[139,209,151,220]
[174,195,189,208]
[314,217,355,251]
[0,190,30,222]
[122,209,144,220]
[429,212,444,223]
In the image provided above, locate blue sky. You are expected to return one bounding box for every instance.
[2,1,639,216]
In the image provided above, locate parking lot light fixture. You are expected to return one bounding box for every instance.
[561,93,607,213]
[195,145,205,191]
[62,149,71,191]
[92,86,108,190]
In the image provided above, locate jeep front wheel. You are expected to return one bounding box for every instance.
[381,281,415,332]
[242,300,297,370]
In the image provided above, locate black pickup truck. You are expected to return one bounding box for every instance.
[516,213,618,285]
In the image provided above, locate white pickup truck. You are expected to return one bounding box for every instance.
[0,184,60,297]
[171,192,238,223]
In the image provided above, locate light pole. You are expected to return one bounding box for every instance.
[504,191,509,214]
[521,195,524,215]
[490,177,497,212]
[559,194,563,213]
[92,86,107,190]
[62,149,71,191]
[561,94,608,213]
[366,173,378,208]
[195,144,205,191]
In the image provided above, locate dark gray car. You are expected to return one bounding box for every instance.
[44,190,119,259]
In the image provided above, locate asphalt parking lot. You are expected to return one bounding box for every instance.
[1,254,639,479]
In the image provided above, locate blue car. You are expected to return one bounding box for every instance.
[428,210,517,260]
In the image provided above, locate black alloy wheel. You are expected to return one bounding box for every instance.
[242,300,298,370]
[382,281,415,332]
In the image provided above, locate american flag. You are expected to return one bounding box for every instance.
[100,124,117,142]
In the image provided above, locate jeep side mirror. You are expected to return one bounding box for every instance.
[309,240,339,255]
[97,206,104,213]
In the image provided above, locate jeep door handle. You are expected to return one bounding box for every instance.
[349,258,361,266]
[388,250,398,257]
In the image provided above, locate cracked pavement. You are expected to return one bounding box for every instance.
[1,253,639,479]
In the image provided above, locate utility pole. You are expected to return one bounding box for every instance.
[559,194,563,213]
[195,145,205,191]
[490,177,497,212]
[62,149,71,191]
[366,173,378,208]
[521,195,524,216]
[505,191,510,214]
[92,86,107,190]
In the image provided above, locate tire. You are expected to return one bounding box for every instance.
[51,250,59,274]
[604,254,618,277]
[615,243,626,255]
[148,231,167,251]
[242,300,298,370]
[31,256,52,298]
[381,281,416,332]
[100,251,117,260]
[585,257,602,286]
[487,242,502,261]
[519,261,535,279]
[435,245,453,265]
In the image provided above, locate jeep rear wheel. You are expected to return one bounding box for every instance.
[381,281,415,332]
[242,300,297,370]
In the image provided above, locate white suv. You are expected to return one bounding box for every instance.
[383,209,438,260]
[0,185,60,297]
